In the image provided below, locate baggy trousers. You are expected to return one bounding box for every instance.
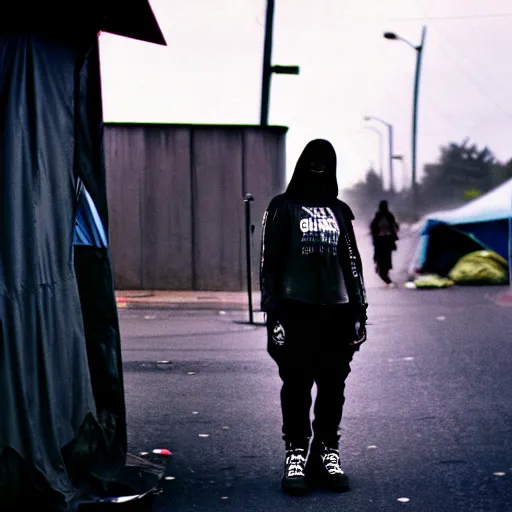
[267,300,357,448]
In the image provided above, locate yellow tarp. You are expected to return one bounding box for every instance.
[448,250,509,285]
[413,274,455,288]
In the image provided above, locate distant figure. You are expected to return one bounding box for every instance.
[260,139,368,495]
[370,200,399,285]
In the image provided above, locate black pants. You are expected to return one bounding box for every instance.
[267,301,357,448]
[373,236,395,284]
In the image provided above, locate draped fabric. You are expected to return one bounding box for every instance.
[0,33,126,510]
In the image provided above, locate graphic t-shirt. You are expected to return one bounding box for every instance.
[299,206,339,256]
[281,205,349,305]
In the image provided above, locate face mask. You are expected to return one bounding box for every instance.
[309,161,326,174]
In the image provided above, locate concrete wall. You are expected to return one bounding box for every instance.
[104,123,287,291]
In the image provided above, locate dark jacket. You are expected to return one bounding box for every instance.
[370,211,399,241]
[259,139,367,315]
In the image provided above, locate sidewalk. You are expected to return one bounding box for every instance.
[115,285,512,311]
[114,283,400,311]
[115,290,261,311]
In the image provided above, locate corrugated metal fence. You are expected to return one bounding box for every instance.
[104,123,287,291]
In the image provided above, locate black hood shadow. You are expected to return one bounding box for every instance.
[285,139,338,204]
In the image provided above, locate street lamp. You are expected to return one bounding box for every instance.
[392,154,407,192]
[260,0,300,125]
[384,26,427,216]
[364,125,384,184]
[364,115,395,193]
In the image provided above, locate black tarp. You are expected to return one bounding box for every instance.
[0,1,166,47]
[0,31,120,508]
[1,4,165,508]
[0,28,153,510]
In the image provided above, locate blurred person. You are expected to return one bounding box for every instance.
[370,200,399,286]
[260,139,368,495]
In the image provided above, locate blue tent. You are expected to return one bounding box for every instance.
[410,178,512,276]
[74,179,108,248]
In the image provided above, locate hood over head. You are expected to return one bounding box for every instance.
[378,200,389,212]
[285,139,338,204]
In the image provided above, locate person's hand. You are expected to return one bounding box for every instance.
[350,308,367,347]
[352,321,367,346]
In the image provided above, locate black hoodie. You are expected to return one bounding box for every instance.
[260,139,367,312]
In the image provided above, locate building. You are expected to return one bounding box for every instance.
[104,122,288,291]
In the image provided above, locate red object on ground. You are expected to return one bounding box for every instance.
[152,449,172,455]
[496,291,512,306]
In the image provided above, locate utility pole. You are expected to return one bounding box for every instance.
[384,26,427,216]
[364,125,384,185]
[260,0,275,126]
[364,115,395,193]
[388,123,395,194]
[411,26,427,213]
[260,0,299,125]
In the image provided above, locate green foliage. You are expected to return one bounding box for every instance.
[342,139,512,222]
[420,138,495,210]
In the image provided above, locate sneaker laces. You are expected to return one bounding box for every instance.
[285,449,306,478]
[321,448,344,475]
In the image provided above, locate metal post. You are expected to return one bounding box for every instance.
[388,124,395,194]
[400,158,407,192]
[364,115,393,192]
[244,193,255,324]
[412,26,426,214]
[364,125,384,184]
[260,0,275,126]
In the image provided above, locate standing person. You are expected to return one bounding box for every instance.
[260,139,368,495]
[370,200,399,286]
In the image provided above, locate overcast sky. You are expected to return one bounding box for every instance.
[99,0,512,191]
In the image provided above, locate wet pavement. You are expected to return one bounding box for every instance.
[119,281,512,512]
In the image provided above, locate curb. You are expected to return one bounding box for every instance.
[116,300,254,311]
[115,291,260,312]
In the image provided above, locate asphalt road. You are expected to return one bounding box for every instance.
[120,280,512,511]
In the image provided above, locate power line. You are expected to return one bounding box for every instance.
[385,13,512,22]
[377,39,462,134]
[432,24,512,108]
[431,25,512,122]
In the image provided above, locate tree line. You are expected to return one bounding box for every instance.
[341,138,512,223]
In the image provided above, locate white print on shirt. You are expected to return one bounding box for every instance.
[272,321,285,345]
[343,230,360,278]
[260,210,269,270]
[299,207,339,256]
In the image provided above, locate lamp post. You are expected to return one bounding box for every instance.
[260,0,300,125]
[364,115,395,193]
[384,26,426,216]
[392,154,407,192]
[364,125,384,184]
